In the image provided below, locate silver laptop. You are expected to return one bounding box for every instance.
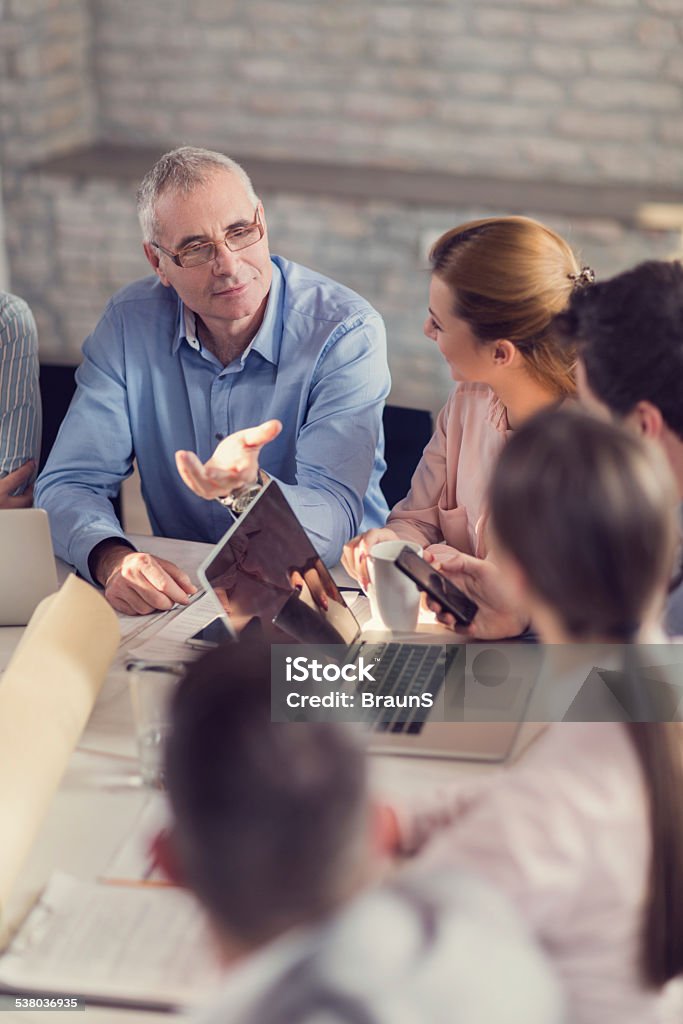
[198,480,542,763]
[0,509,59,625]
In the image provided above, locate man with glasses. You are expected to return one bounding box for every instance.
[36,147,390,614]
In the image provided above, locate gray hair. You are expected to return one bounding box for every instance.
[136,145,259,242]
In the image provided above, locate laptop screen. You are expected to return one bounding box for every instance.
[199,481,361,646]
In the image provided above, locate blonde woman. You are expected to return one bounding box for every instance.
[343,216,591,624]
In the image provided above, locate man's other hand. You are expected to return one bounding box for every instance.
[92,542,197,615]
[424,549,530,641]
[0,460,35,509]
[175,420,282,501]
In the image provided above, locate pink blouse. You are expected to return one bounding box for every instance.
[387,383,512,560]
[396,723,683,1024]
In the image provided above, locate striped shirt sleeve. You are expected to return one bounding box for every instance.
[0,291,41,479]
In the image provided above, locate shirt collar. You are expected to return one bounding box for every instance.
[486,389,512,434]
[485,391,570,434]
[195,925,316,1024]
[172,258,284,366]
[181,305,201,351]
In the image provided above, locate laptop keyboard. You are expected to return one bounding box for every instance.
[350,643,453,735]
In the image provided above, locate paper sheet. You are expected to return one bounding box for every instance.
[0,872,220,1011]
[122,591,222,663]
[101,793,170,883]
[0,577,119,912]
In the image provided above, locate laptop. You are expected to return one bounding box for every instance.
[198,480,542,762]
[0,509,59,625]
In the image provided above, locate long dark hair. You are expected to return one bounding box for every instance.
[627,721,683,986]
[490,407,683,987]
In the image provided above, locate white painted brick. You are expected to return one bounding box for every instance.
[8,0,48,18]
[371,6,420,33]
[590,143,655,180]
[572,76,682,110]
[248,90,337,116]
[588,0,643,7]
[436,99,550,131]
[636,15,682,44]
[522,135,587,167]
[428,37,527,70]
[587,46,665,75]
[509,75,566,103]
[449,70,509,97]
[534,11,632,41]
[38,40,83,75]
[472,9,532,36]
[530,44,586,74]
[43,9,88,40]
[645,0,683,12]
[192,0,240,22]
[201,27,255,51]
[664,53,683,82]
[652,150,683,180]
[342,91,432,121]
[556,108,652,141]
[658,119,683,143]
[412,9,467,36]
[13,45,43,77]
[371,36,424,63]
[505,0,571,6]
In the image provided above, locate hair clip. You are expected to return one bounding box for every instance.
[568,266,595,288]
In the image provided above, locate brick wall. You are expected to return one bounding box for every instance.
[6,163,680,414]
[92,0,683,188]
[0,0,96,166]
[1,0,683,414]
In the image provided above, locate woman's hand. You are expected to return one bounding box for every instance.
[341,527,400,590]
[423,549,530,640]
[0,460,35,509]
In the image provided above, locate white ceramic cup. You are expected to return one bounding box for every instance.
[367,539,423,632]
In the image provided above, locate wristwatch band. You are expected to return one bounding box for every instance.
[216,470,265,517]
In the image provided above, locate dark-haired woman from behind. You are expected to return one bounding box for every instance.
[389,409,683,1024]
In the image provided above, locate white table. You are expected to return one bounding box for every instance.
[0,535,488,1023]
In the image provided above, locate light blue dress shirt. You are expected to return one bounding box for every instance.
[36,256,390,581]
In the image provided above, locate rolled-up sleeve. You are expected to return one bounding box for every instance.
[35,303,132,582]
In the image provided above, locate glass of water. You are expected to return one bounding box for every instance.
[127,662,184,788]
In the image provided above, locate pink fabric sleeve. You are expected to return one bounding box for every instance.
[386,386,499,557]
[415,760,592,937]
[392,774,496,855]
[387,398,462,549]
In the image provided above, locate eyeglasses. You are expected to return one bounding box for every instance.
[152,207,264,269]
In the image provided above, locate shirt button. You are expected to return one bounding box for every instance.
[215,433,224,441]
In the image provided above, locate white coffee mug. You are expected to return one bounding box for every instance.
[367,539,423,632]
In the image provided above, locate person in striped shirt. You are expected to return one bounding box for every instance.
[0,291,41,508]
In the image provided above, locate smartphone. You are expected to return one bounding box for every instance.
[394,546,478,626]
[186,616,233,650]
